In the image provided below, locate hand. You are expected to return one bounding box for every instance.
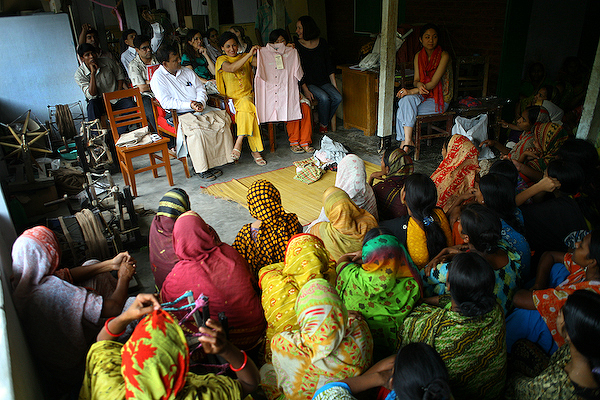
[498,119,509,129]
[347,310,364,321]
[199,47,207,56]
[537,176,561,193]
[396,88,409,98]
[191,101,204,112]
[364,356,395,388]
[286,42,295,48]
[370,170,386,182]
[520,150,538,163]
[249,45,260,56]
[480,139,496,148]
[198,318,229,355]
[345,250,363,263]
[117,257,136,281]
[303,88,314,102]
[81,23,92,34]
[141,9,156,23]
[111,252,132,270]
[418,85,429,95]
[89,60,99,73]
[123,293,161,320]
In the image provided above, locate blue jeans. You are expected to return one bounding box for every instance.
[308,83,341,128]
[395,95,449,141]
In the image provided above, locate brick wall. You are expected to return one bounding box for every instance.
[326,0,508,94]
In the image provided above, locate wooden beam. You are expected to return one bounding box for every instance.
[376,0,398,138]
[208,0,219,30]
[273,0,285,30]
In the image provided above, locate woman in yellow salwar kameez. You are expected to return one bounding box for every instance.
[215,31,266,166]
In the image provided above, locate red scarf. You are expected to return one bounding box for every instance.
[418,46,444,112]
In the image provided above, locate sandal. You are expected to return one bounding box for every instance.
[290,145,304,154]
[402,144,416,157]
[301,145,315,153]
[207,168,223,178]
[198,170,216,181]
[231,148,241,162]
[253,154,267,166]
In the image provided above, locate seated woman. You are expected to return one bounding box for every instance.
[521,160,588,256]
[508,230,600,354]
[269,28,314,154]
[336,228,422,357]
[161,211,266,351]
[182,29,216,85]
[476,173,531,279]
[369,147,414,222]
[395,23,452,153]
[259,233,336,361]
[203,27,222,63]
[261,279,373,400]
[215,31,266,165]
[399,252,506,399]
[495,105,546,147]
[309,186,378,261]
[534,85,564,123]
[233,179,302,276]
[294,15,341,133]
[306,154,378,232]
[313,342,452,400]
[148,188,190,290]
[424,204,522,315]
[230,25,252,53]
[11,226,136,397]
[79,294,261,400]
[506,290,600,399]
[380,173,452,270]
[430,134,480,212]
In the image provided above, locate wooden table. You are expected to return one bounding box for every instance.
[338,65,379,136]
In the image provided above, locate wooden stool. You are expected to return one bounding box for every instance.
[413,111,455,160]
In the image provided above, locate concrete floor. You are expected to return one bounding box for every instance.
[43,122,445,294]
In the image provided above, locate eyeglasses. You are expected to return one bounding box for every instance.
[139,46,151,51]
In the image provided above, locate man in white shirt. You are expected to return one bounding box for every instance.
[151,44,228,181]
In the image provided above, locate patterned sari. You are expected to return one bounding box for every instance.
[149,188,190,290]
[233,179,302,276]
[268,279,373,400]
[310,187,378,261]
[399,302,506,400]
[336,234,422,354]
[79,309,243,400]
[431,134,480,212]
[509,122,568,172]
[372,148,414,221]
[259,233,336,361]
[161,211,265,350]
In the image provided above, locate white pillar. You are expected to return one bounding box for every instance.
[576,38,600,146]
[376,0,398,138]
[208,0,219,30]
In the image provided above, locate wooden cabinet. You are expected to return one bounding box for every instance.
[339,66,379,136]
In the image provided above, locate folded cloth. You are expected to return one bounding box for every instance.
[294,157,324,184]
[115,126,153,147]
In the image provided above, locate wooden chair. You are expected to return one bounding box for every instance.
[454,55,490,99]
[103,88,173,197]
[150,99,191,178]
[413,111,456,160]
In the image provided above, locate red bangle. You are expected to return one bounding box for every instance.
[230,350,247,372]
[104,317,126,337]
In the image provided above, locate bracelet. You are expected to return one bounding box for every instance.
[104,317,126,337]
[230,350,248,372]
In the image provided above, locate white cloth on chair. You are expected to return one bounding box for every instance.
[177,109,234,174]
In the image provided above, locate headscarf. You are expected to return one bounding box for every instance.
[258,233,336,361]
[510,122,568,172]
[418,46,444,112]
[149,188,190,289]
[336,234,422,352]
[271,279,373,400]
[310,187,378,261]
[122,309,189,400]
[431,134,480,212]
[161,211,265,349]
[233,180,301,276]
[11,226,103,392]
[386,148,414,178]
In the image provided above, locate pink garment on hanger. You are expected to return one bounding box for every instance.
[255,43,303,123]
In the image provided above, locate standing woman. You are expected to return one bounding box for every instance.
[395,23,452,154]
[295,15,341,134]
[182,29,216,83]
[230,25,253,53]
[215,32,266,165]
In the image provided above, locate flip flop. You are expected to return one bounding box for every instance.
[402,144,416,157]
[301,145,315,153]
[208,168,223,178]
[197,170,217,181]
[290,145,304,154]
[231,148,241,162]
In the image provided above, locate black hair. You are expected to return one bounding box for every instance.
[557,138,599,173]
[120,28,137,53]
[420,23,440,38]
[85,27,99,38]
[562,290,600,385]
[133,34,150,50]
[479,174,522,233]
[546,160,585,195]
[448,252,497,317]
[218,31,238,49]
[540,85,554,102]
[155,44,178,64]
[489,159,518,187]
[393,343,452,400]
[298,16,321,41]
[362,226,395,246]
[523,105,542,125]
[183,29,201,59]
[269,28,290,44]
[205,27,218,38]
[230,25,252,46]
[589,230,600,264]
[442,136,452,153]
[460,204,501,254]
[404,174,447,259]
[77,43,96,58]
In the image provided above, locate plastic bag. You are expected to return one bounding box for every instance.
[451,114,494,160]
